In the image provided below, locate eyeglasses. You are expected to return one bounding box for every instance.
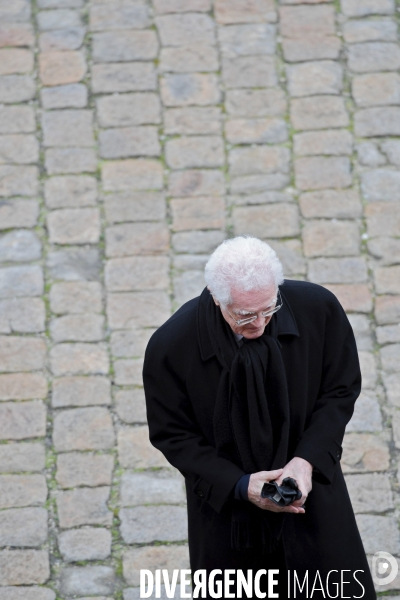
[224,289,283,326]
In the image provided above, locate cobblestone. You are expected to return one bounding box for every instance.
[50,281,102,314]
[92,31,158,62]
[156,13,215,46]
[165,107,221,135]
[105,223,169,257]
[121,472,185,506]
[348,42,400,73]
[58,527,111,562]
[39,51,86,86]
[56,452,113,488]
[45,147,97,174]
[0,474,47,508]
[47,207,100,244]
[0,199,39,230]
[0,507,47,546]
[53,407,114,451]
[50,342,109,376]
[0,75,36,103]
[290,96,349,130]
[104,192,166,223]
[97,93,160,128]
[105,256,169,292]
[39,27,85,52]
[342,433,390,473]
[294,130,353,157]
[120,505,188,543]
[99,126,160,159]
[299,190,362,219]
[0,442,45,472]
[0,401,46,440]
[303,221,360,257]
[295,157,352,190]
[43,80,79,109]
[57,486,112,528]
[60,565,115,596]
[52,376,110,407]
[222,55,277,88]
[92,63,157,94]
[225,89,286,117]
[159,44,219,73]
[287,61,343,97]
[102,159,163,192]
[0,550,50,585]
[160,73,221,106]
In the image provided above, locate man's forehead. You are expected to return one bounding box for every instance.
[229,286,277,310]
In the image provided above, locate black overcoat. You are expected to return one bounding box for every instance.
[143,280,376,599]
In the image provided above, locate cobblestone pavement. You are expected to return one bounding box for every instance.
[0,0,400,597]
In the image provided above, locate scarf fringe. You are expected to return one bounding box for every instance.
[231,512,283,554]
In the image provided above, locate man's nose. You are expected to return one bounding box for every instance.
[253,313,266,326]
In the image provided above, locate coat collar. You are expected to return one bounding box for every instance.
[198,286,300,361]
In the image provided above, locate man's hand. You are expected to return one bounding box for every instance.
[275,457,313,508]
[248,469,306,513]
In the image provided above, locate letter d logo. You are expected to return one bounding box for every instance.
[372,551,398,585]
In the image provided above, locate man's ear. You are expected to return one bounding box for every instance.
[207,287,220,306]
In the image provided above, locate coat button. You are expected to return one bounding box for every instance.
[197,490,204,498]
[336,450,341,459]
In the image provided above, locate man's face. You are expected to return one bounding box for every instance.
[214,285,277,339]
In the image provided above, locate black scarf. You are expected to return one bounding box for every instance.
[197,287,291,552]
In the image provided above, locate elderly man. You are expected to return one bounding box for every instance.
[143,236,376,599]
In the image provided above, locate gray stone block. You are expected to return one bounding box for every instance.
[156,13,215,46]
[345,473,393,513]
[57,486,112,528]
[0,401,46,441]
[99,126,160,159]
[45,175,97,209]
[0,586,55,600]
[0,75,35,103]
[60,566,115,595]
[37,9,81,30]
[53,406,114,451]
[58,527,111,562]
[56,452,114,488]
[0,165,38,196]
[39,28,85,52]
[0,105,35,133]
[120,471,185,506]
[0,230,41,262]
[92,30,158,62]
[0,336,46,372]
[97,93,161,128]
[120,505,188,543]
[0,507,48,546]
[0,443,46,472]
[50,313,104,342]
[115,388,147,423]
[50,343,109,376]
[0,474,47,508]
[219,23,275,58]
[106,291,171,329]
[356,515,400,555]
[0,550,50,585]
[105,256,169,292]
[0,265,43,298]
[45,147,97,174]
[89,2,151,31]
[92,63,157,94]
[52,376,111,408]
[0,298,46,334]
[0,199,39,230]
[50,281,103,313]
[41,83,87,108]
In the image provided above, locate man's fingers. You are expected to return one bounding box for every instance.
[265,468,284,480]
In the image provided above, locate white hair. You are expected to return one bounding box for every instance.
[204,236,284,306]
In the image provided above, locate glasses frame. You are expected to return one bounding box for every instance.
[224,288,283,326]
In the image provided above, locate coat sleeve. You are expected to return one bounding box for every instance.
[142,337,246,514]
[293,306,361,485]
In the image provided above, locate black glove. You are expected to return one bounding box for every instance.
[261,477,302,507]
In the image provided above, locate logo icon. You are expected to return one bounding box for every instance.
[372,551,398,585]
